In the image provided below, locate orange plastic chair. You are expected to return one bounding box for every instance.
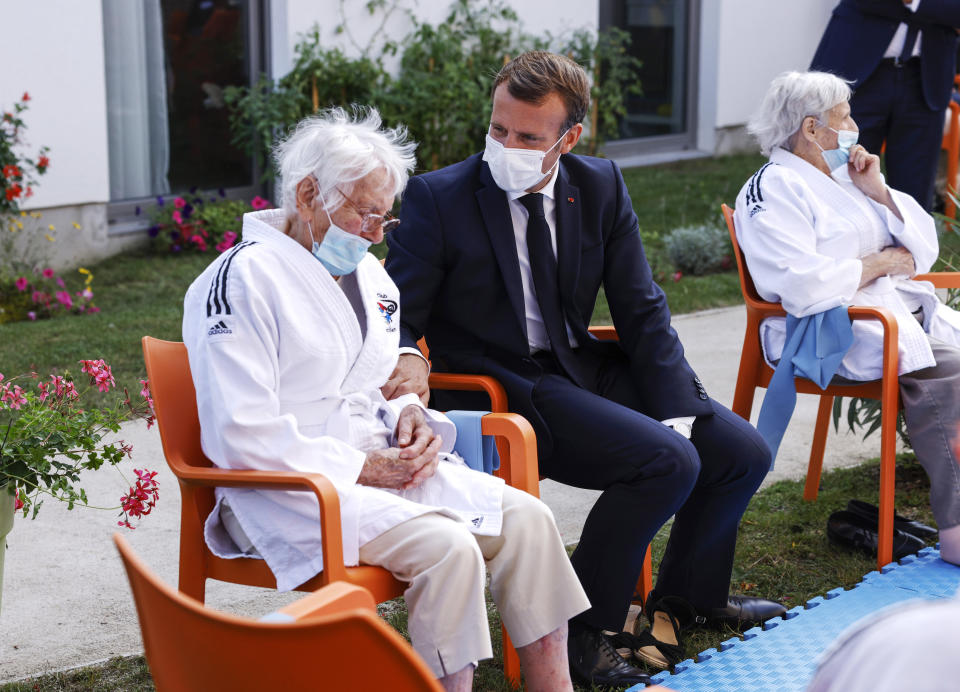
[141,337,539,687]
[723,203,960,568]
[114,533,442,692]
[941,76,960,219]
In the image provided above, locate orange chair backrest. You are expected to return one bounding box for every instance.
[142,337,210,475]
[114,533,442,692]
[722,203,767,309]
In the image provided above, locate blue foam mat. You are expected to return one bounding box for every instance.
[630,548,960,692]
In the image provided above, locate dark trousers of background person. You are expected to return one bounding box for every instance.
[851,58,946,211]
[527,350,771,632]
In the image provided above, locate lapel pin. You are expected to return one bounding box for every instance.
[567,197,574,203]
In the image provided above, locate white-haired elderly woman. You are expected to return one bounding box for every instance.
[735,71,960,564]
[182,107,589,691]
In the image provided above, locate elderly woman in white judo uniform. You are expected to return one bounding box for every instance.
[182,107,589,691]
[735,71,960,565]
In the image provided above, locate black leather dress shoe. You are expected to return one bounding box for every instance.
[701,595,787,630]
[568,624,651,688]
[827,509,925,560]
[846,499,937,539]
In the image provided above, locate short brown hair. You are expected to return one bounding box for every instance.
[492,51,590,134]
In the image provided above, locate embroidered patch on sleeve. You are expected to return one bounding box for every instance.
[376,293,398,333]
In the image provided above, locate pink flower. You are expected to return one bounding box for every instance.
[191,234,207,252]
[250,195,270,210]
[27,311,36,321]
[80,359,115,393]
[173,197,186,209]
[172,210,183,224]
[55,291,73,308]
[672,271,683,282]
[37,381,49,402]
[215,230,237,253]
[56,277,65,288]
[2,384,28,410]
[140,379,157,429]
[118,468,160,528]
[87,305,100,314]
[80,287,93,300]
[14,490,23,511]
[41,268,54,279]
[14,277,28,291]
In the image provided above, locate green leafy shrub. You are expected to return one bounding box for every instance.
[224,0,643,176]
[664,224,732,275]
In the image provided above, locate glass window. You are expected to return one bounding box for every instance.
[601,0,693,141]
[103,0,263,211]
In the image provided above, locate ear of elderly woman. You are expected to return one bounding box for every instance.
[180,107,590,690]
[736,71,960,565]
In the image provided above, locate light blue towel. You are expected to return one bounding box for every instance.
[756,306,854,467]
[446,410,501,474]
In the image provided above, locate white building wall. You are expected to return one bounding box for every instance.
[712,0,836,151]
[0,0,110,210]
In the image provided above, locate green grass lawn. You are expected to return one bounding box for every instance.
[1,454,938,691]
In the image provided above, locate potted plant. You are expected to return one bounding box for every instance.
[0,359,159,612]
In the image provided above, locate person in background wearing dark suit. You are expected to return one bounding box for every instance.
[811,0,960,211]
[383,51,785,688]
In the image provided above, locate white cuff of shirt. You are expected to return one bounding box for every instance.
[661,416,696,439]
[398,346,431,373]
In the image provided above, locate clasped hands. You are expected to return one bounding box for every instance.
[358,402,442,490]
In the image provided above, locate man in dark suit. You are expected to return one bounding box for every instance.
[811,0,960,210]
[384,51,784,688]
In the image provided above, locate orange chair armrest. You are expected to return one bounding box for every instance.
[847,305,900,382]
[481,412,540,498]
[274,582,376,621]
[429,372,508,412]
[914,272,960,289]
[588,325,619,341]
[175,467,348,583]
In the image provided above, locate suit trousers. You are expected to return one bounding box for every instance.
[529,352,770,631]
[850,59,945,211]
[900,337,960,530]
[357,485,590,678]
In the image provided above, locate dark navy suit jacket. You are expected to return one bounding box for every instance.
[810,0,960,111]
[385,153,712,451]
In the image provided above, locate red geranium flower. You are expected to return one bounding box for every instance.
[21,92,30,102]
[2,164,20,179]
[37,155,49,171]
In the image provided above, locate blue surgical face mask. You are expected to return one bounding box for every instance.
[816,126,859,171]
[309,190,371,276]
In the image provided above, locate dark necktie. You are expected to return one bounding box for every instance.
[898,23,919,65]
[519,193,583,386]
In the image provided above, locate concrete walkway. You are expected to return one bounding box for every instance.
[0,306,893,683]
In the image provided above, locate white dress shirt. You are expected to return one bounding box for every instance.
[883,0,922,58]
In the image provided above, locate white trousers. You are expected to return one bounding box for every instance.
[358,485,590,677]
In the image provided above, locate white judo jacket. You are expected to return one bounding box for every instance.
[183,209,504,591]
[735,148,960,381]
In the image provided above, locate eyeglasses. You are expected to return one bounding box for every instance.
[336,187,401,233]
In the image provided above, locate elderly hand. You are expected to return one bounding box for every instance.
[859,246,916,287]
[357,405,442,489]
[848,145,904,220]
[381,353,430,406]
[395,404,441,488]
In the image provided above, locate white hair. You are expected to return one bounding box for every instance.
[747,71,853,156]
[274,106,417,217]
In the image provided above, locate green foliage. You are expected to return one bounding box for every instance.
[664,223,732,276]
[224,0,643,175]
[0,362,156,522]
[0,93,49,217]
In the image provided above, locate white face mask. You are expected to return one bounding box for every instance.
[482,129,568,193]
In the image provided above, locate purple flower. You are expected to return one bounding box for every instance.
[147,225,160,237]
[183,203,194,219]
[189,186,198,194]
[135,205,141,216]
[27,311,36,321]
[218,188,226,198]
[156,195,165,206]
[171,244,181,252]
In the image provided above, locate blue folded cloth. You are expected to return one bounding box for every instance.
[757,306,854,467]
[446,410,501,474]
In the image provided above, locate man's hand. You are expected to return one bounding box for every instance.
[381,353,430,406]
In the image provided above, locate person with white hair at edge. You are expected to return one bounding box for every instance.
[181,106,590,691]
[735,70,960,564]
